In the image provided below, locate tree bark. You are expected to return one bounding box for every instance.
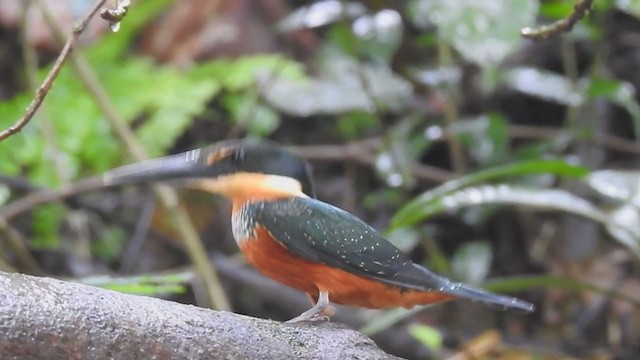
[0,271,401,360]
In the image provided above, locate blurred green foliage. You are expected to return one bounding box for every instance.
[2,0,640,355]
[0,2,304,252]
[409,324,443,355]
[78,272,191,296]
[0,0,637,286]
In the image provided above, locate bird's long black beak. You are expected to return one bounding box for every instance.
[103,149,214,187]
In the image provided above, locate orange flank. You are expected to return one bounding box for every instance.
[239,226,454,309]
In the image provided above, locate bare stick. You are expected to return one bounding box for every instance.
[0,177,104,221]
[0,0,108,141]
[521,0,594,40]
[288,139,455,183]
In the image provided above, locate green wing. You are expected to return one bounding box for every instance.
[249,197,534,312]
[251,197,427,288]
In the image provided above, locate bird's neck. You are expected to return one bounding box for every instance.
[190,172,308,211]
[230,174,308,211]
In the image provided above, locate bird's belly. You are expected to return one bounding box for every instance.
[238,226,320,295]
[316,273,454,309]
[239,226,454,309]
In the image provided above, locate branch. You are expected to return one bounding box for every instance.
[288,140,455,183]
[521,0,594,40]
[0,176,104,222]
[0,271,400,360]
[0,0,108,142]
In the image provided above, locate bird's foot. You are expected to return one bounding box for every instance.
[287,290,332,323]
[286,314,330,323]
[320,305,335,318]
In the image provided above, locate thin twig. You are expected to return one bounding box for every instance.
[509,124,640,155]
[288,139,455,183]
[21,0,69,184]
[437,42,467,174]
[119,198,156,274]
[0,175,41,192]
[521,0,594,40]
[430,124,640,156]
[0,176,104,222]
[0,0,108,141]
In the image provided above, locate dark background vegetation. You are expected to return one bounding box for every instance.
[1,0,639,359]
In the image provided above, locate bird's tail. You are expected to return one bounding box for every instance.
[413,264,535,313]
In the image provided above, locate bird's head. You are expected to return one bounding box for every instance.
[103,140,315,199]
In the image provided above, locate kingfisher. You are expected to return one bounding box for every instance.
[104,139,534,322]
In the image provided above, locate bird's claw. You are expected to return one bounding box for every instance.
[286,314,330,323]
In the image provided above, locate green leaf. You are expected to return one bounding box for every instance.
[386,227,422,253]
[392,160,589,228]
[540,0,578,19]
[0,92,31,129]
[78,272,193,296]
[31,204,65,249]
[2,44,224,182]
[245,104,281,136]
[503,72,640,138]
[400,184,607,224]
[337,111,379,139]
[422,236,451,274]
[452,114,509,165]
[586,170,640,255]
[189,55,305,91]
[410,0,539,66]
[606,204,640,257]
[224,95,281,137]
[86,0,173,61]
[585,77,640,138]
[587,170,640,206]
[102,283,186,296]
[409,325,443,353]
[259,51,412,116]
[411,66,462,89]
[359,307,425,336]
[93,226,126,261]
[97,57,221,156]
[399,183,640,256]
[276,1,366,32]
[375,127,421,188]
[0,185,11,206]
[615,0,640,18]
[352,10,404,62]
[503,67,583,106]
